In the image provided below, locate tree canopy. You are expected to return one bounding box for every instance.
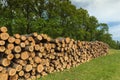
[0,0,119,49]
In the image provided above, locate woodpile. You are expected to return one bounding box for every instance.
[0,26,109,80]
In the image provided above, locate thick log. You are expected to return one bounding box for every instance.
[15,39,21,44]
[0,46,5,52]
[25,40,29,46]
[31,68,36,76]
[34,44,40,51]
[0,40,5,46]
[24,64,32,72]
[14,34,20,39]
[0,73,8,80]
[20,35,27,41]
[25,46,34,52]
[34,56,41,64]
[14,53,20,59]
[41,71,47,76]
[7,53,14,60]
[8,37,15,43]
[14,46,21,53]
[24,73,30,79]
[0,58,10,67]
[20,42,26,48]
[21,51,29,60]
[18,70,24,77]
[0,26,8,33]
[0,33,9,40]
[7,68,16,76]
[9,74,18,80]
[7,43,14,50]
[0,66,3,71]
[37,64,44,73]
[13,63,22,72]
[30,76,36,80]
[30,52,35,58]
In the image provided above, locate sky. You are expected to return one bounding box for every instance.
[71,0,120,41]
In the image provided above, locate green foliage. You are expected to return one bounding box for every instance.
[0,0,119,49]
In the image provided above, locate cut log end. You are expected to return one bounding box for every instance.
[0,58,10,67]
[21,51,29,60]
[0,33,9,40]
[0,73,8,80]
[8,68,16,76]
[37,64,44,73]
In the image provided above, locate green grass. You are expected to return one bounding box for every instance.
[39,49,120,80]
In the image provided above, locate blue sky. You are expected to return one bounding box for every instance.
[71,0,120,41]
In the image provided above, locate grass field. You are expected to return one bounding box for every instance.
[39,49,120,80]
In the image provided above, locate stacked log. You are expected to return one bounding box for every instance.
[0,26,109,80]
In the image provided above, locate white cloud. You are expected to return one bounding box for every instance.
[71,0,120,23]
[109,25,120,40]
[71,0,120,40]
